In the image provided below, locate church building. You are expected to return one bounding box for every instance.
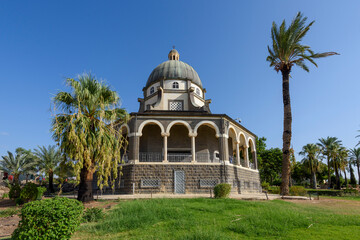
[118,48,261,194]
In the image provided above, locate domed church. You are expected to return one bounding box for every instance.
[117,48,261,194]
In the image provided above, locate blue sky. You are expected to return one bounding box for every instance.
[0,0,359,163]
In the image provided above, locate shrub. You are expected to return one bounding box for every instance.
[289,186,307,196]
[214,183,231,198]
[9,183,21,199]
[36,186,47,200]
[12,197,84,240]
[261,181,269,191]
[20,183,38,202]
[267,186,280,194]
[2,193,9,199]
[82,207,105,223]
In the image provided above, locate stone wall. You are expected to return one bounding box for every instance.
[116,163,261,194]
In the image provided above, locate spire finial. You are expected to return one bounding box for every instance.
[172,45,175,49]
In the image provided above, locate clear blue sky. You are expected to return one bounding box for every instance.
[0,0,359,162]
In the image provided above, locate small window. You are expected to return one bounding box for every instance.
[196,88,200,95]
[169,101,183,111]
[150,87,154,95]
[172,82,179,89]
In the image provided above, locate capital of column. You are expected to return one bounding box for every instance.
[188,132,197,138]
[161,132,170,137]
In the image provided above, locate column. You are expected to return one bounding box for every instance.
[189,133,197,163]
[244,145,249,168]
[161,133,169,162]
[236,142,240,166]
[128,133,140,163]
[253,151,258,170]
[218,134,229,163]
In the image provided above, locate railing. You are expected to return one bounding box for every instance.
[139,152,163,162]
[168,153,192,162]
[240,158,246,167]
[196,153,221,163]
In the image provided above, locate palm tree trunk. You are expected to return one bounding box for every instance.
[280,69,292,196]
[357,159,360,185]
[77,165,95,202]
[343,169,347,187]
[327,155,331,188]
[14,174,20,184]
[312,171,317,189]
[335,164,341,190]
[49,171,54,193]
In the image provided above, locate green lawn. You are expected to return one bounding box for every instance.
[73,198,360,240]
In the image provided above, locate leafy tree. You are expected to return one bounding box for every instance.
[266,12,338,195]
[299,144,321,189]
[318,137,341,187]
[0,148,38,183]
[258,148,283,185]
[52,73,128,202]
[34,145,62,193]
[349,147,360,185]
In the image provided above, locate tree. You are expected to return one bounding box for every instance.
[349,147,360,185]
[266,12,338,195]
[299,144,321,189]
[318,137,341,187]
[0,148,38,183]
[52,73,128,202]
[338,147,348,187]
[258,148,283,185]
[34,145,62,193]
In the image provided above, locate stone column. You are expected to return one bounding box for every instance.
[161,133,169,162]
[218,134,229,163]
[128,133,140,163]
[189,133,197,163]
[252,151,258,169]
[236,142,240,166]
[244,145,249,168]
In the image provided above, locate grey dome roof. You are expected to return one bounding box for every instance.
[146,60,202,88]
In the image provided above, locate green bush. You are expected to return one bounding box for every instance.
[289,186,307,196]
[12,197,84,240]
[19,183,38,202]
[9,183,21,199]
[214,183,231,198]
[2,193,9,199]
[261,181,269,190]
[82,207,105,223]
[36,186,47,200]
[267,186,280,194]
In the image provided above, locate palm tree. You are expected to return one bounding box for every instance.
[329,144,344,190]
[0,148,38,183]
[267,12,338,195]
[318,137,341,187]
[34,145,62,193]
[338,147,349,187]
[299,144,321,189]
[349,147,360,185]
[52,73,128,202]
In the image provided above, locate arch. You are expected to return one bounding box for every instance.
[137,120,165,136]
[227,125,239,142]
[248,137,256,152]
[166,120,192,135]
[172,82,179,89]
[194,121,220,137]
[238,132,248,147]
[119,123,130,134]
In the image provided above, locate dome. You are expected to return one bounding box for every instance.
[146,49,202,88]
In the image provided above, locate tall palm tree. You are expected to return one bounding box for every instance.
[267,12,338,195]
[338,147,349,187]
[318,137,341,187]
[34,145,62,193]
[349,147,360,185]
[329,144,344,190]
[0,148,38,183]
[299,144,321,189]
[52,73,128,202]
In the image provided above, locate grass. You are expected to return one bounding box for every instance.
[72,198,360,240]
[0,208,20,218]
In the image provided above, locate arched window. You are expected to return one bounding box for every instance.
[150,87,154,95]
[196,88,200,95]
[172,82,179,89]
